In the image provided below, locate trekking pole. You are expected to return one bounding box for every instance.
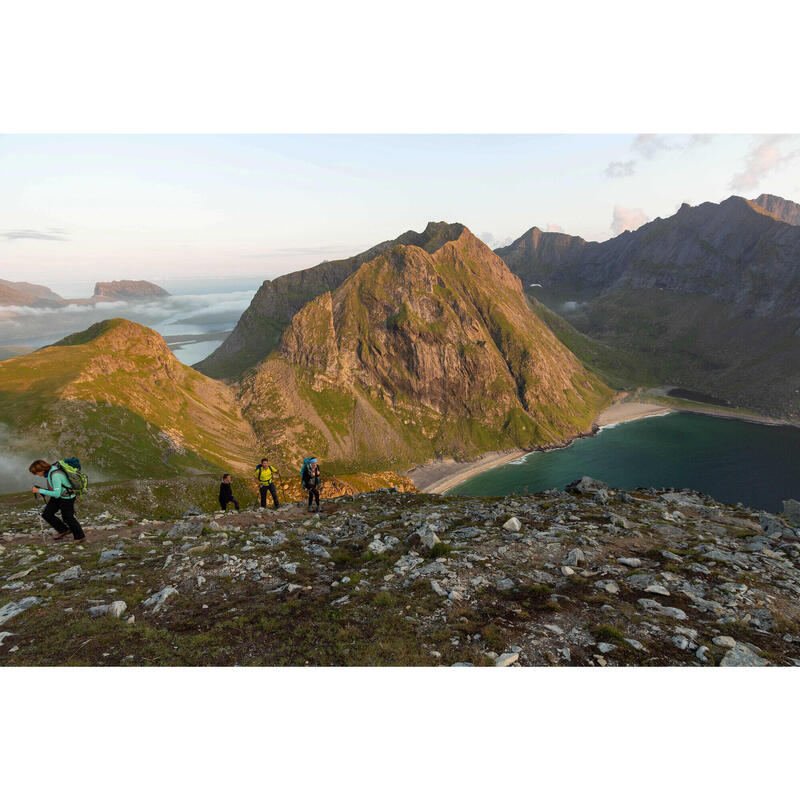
[35,493,46,544]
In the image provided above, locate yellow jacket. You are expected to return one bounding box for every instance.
[255,465,275,485]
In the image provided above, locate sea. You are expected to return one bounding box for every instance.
[446,411,800,513]
[0,276,262,366]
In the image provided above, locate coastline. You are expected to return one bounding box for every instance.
[594,401,672,428]
[407,450,527,494]
[406,395,799,495]
[407,401,674,494]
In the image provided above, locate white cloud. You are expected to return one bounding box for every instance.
[604,160,637,178]
[479,231,514,248]
[611,205,649,236]
[632,133,714,159]
[546,222,564,233]
[729,134,800,192]
[3,228,69,241]
[0,290,255,347]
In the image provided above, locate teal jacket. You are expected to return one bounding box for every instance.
[38,465,74,499]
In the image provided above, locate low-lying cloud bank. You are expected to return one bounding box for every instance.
[0,424,114,495]
[0,289,255,347]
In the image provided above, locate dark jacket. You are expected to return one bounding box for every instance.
[219,482,234,502]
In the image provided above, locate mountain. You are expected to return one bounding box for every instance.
[0,278,63,307]
[194,222,466,379]
[752,193,800,226]
[237,226,612,472]
[497,195,800,418]
[0,318,257,478]
[90,280,170,300]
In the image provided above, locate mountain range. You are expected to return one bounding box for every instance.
[496,194,800,418]
[2,191,799,484]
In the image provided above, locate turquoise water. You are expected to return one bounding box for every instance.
[446,412,800,512]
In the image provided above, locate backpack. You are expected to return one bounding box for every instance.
[301,457,314,489]
[54,457,89,499]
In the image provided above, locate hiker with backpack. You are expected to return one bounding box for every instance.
[255,457,280,509]
[301,457,321,513]
[29,458,87,542]
[218,473,239,511]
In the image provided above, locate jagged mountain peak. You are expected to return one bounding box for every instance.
[751,192,800,226]
[195,221,471,379]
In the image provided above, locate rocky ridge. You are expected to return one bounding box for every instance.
[195,222,467,379]
[1,479,799,666]
[496,195,800,418]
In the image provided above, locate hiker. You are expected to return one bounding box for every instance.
[255,457,280,509]
[29,459,86,542]
[302,457,321,513]
[218,473,239,511]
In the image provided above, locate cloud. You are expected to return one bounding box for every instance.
[3,228,69,241]
[611,205,650,236]
[604,160,637,178]
[632,134,675,159]
[546,222,565,233]
[729,134,800,192]
[479,231,514,248]
[631,134,714,160]
[0,289,255,347]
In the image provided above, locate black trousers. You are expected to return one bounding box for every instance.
[308,487,320,508]
[259,483,279,508]
[42,496,85,540]
[220,497,239,510]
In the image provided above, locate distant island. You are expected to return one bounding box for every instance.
[0,278,169,308]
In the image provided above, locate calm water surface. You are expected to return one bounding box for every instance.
[447,412,800,512]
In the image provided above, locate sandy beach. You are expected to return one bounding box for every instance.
[406,449,527,494]
[594,400,672,428]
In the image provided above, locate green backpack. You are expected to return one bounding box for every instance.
[55,457,89,499]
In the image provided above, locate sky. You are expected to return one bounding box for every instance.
[2,133,800,294]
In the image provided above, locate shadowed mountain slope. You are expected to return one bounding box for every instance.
[497,195,800,418]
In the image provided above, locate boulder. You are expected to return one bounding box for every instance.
[783,499,800,527]
[563,548,585,566]
[99,549,125,564]
[0,597,41,625]
[142,586,178,613]
[567,476,609,495]
[108,601,128,618]
[720,643,768,667]
[53,565,82,584]
[502,517,522,532]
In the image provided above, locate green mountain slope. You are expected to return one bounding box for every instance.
[238,227,613,472]
[0,319,258,479]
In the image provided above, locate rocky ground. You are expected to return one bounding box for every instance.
[2,477,800,666]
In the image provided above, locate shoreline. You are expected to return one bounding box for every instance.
[406,394,799,495]
[407,450,527,494]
